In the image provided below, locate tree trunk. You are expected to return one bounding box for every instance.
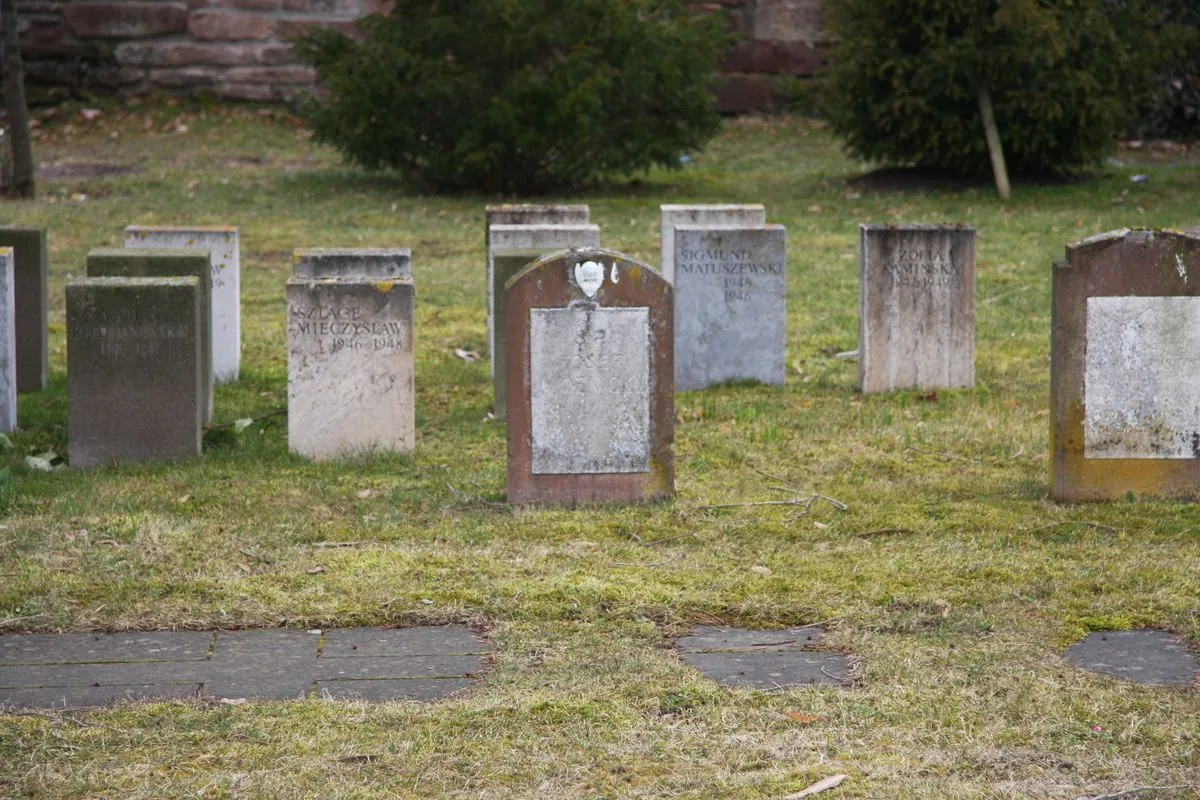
[977,87,1009,200]
[1,0,35,199]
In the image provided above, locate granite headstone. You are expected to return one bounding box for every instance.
[86,248,214,423]
[67,276,203,468]
[125,226,240,383]
[287,249,414,461]
[660,204,766,284]
[0,227,48,393]
[859,224,976,394]
[0,249,15,432]
[673,225,787,390]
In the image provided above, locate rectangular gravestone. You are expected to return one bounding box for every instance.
[0,249,14,432]
[287,249,414,461]
[660,204,766,284]
[859,224,976,394]
[674,225,787,390]
[124,226,240,383]
[67,277,203,468]
[505,248,674,505]
[1051,228,1200,501]
[485,205,589,375]
[0,227,48,393]
[488,221,599,379]
[86,248,214,424]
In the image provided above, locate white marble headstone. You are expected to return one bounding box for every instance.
[0,248,16,433]
[659,204,766,284]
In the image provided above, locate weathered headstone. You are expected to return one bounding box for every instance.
[487,221,599,379]
[86,248,214,423]
[859,224,976,394]
[505,248,674,505]
[67,277,203,468]
[673,225,787,390]
[287,249,414,461]
[0,249,15,433]
[490,223,602,413]
[124,226,241,383]
[0,227,48,393]
[659,204,766,284]
[1051,228,1200,501]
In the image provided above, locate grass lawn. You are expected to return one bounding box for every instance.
[0,100,1198,798]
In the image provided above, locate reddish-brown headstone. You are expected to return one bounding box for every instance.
[505,248,674,506]
[1051,228,1200,501]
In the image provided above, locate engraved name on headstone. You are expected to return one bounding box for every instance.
[67,277,203,468]
[287,249,415,461]
[86,248,214,423]
[125,226,241,383]
[660,204,766,284]
[859,224,976,394]
[1051,228,1200,501]
[0,227,48,393]
[0,249,16,432]
[674,225,787,390]
[488,222,600,380]
[505,248,674,505]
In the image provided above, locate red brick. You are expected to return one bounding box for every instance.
[277,17,360,40]
[64,2,189,38]
[188,9,275,40]
[223,64,315,83]
[721,39,826,76]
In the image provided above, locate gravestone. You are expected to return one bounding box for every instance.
[490,223,602,413]
[488,221,599,379]
[287,249,414,461]
[67,276,203,468]
[0,249,15,432]
[859,224,976,394]
[485,205,589,378]
[674,225,787,390]
[124,226,241,383]
[86,248,214,423]
[505,248,674,505]
[659,204,766,284]
[0,227,48,393]
[1051,228,1200,501]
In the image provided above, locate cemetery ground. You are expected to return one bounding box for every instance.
[0,100,1198,799]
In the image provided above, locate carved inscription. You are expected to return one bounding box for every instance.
[73,309,189,359]
[677,247,784,303]
[1084,296,1200,459]
[882,247,959,288]
[288,303,406,354]
[529,306,650,474]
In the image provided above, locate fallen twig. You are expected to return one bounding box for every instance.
[853,528,913,540]
[444,483,507,509]
[238,547,273,564]
[311,541,368,549]
[782,774,848,799]
[3,709,112,730]
[905,446,976,463]
[1085,786,1199,800]
[1025,521,1124,534]
[0,613,47,627]
[692,494,847,513]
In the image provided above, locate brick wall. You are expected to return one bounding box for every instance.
[16,0,824,111]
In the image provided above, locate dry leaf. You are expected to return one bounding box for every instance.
[750,565,772,577]
[356,488,376,499]
[782,774,848,799]
[807,204,823,214]
[784,711,822,726]
[237,562,253,574]
[307,565,326,575]
[813,521,829,530]
[453,347,479,363]
[218,697,248,706]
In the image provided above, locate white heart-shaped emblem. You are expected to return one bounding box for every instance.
[574,260,604,298]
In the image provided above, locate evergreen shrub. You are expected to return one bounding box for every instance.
[822,0,1162,176]
[293,0,728,193]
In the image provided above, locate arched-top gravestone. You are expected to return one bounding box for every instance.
[1051,228,1200,501]
[504,248,674,506]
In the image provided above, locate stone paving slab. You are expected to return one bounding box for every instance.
[0,626,490,709]
[316,678,476,702]
[0,632,212,666]
[677,626,823,652]
[1064,630,1199,686]
[322,626,489,658]
[677,626,852,690]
